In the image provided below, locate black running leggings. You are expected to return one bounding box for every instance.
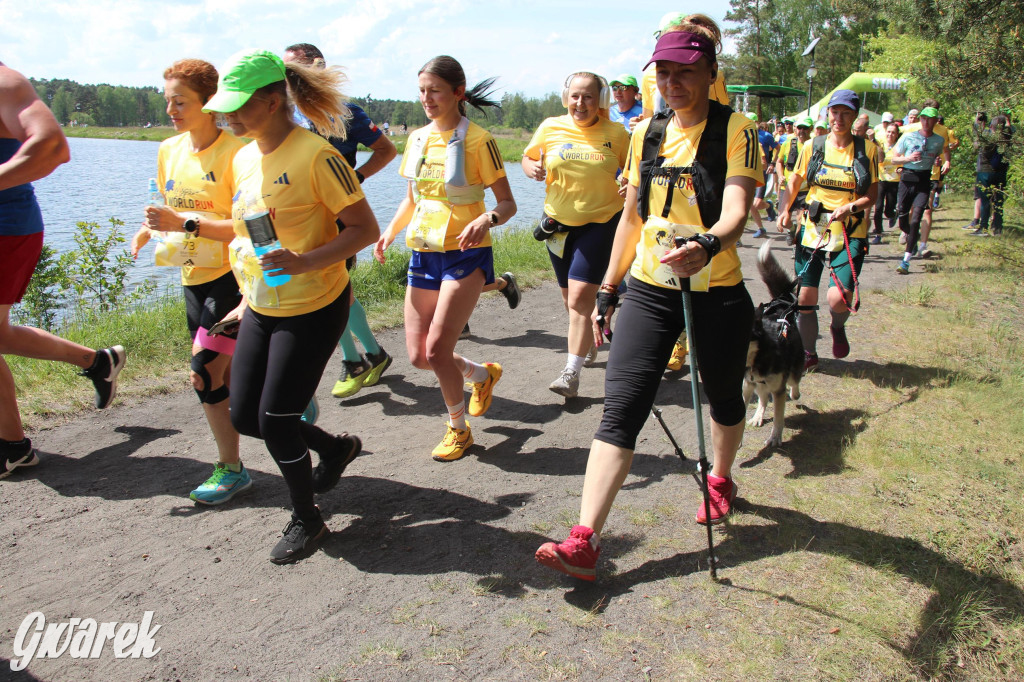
[897,170,932,255]
[873,180,899,233]
[230,287,349,523]
[595,279,754,450]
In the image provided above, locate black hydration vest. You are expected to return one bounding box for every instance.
[637,99,733,229]
[785,136,800,171]
[804,134,872,196]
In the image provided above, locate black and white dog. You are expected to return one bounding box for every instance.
[743,242,805,447]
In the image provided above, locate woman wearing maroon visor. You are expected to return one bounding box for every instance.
[535,18,760,582]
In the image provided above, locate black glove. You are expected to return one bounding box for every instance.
[596,290,619,341]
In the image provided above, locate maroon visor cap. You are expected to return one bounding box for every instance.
[644,31,716,70]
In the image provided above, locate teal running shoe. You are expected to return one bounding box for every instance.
[190,463,253,505]
[301,395,320,424]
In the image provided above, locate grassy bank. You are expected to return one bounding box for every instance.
[694,198,1024,680]
[63,126,177,142]
[11,226,552,427]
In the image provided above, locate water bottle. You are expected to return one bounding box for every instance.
[148,178,163,206]
[243,211,291,287]
[148,178,166,243]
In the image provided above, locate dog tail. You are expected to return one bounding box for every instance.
[757,241,799,300]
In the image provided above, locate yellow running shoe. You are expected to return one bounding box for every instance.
[467,363,502,417]
[666,340,688,371]
[431,422,473,461]
[331,359,371,398]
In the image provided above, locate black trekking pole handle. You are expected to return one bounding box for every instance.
[674,236,718,581]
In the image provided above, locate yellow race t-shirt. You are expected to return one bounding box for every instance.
[230,127,365,317]
[641,65,730,114]
[877,138,902,182]
[523,115,629,226]
[793,136,879,239]
[626,111,762,290]
[157,130,244,285]
[399,120,506,252]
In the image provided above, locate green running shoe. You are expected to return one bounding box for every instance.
[331,358,371,398]
[301,395,319,424]
[363,348,392,387]
[189,463,252,505]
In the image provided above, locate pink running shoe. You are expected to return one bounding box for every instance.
[804,351,819,371]
[831,326,850,359]
[535,525,599,581]
[695,475,737,525]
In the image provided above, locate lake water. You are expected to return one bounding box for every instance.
[32,137,548,292]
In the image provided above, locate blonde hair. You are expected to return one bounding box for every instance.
[566,73,610,119]
[665,14,723,56]
[256,61,352,139]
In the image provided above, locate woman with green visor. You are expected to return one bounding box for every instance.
[203,49,380,564]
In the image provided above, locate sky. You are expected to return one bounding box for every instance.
[1,0,737,100]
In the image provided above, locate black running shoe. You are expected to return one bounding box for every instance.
[0,438,39,480]
[459,323,471,340]
[270,511,328,564]
[80,345,126,409]
[312,433,362,494]
[500,272,521,310]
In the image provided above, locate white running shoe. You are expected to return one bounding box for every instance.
[549,369,580,398]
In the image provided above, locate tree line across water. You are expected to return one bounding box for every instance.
[26,76,594,136]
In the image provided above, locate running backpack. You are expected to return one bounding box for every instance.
[785,136,800,171]
[637,99,732,228]
[804,134,872,196]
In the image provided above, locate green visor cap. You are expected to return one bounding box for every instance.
[782,116,794,124]
[814,120,828,129]
[745,112,758,122]
[920,106,939,118]
[655,12,685,37]
[797,116,814,128]
[203,49,287,113]
[610,74,638,88]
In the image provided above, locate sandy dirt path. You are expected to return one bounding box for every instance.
[1,227,912,681]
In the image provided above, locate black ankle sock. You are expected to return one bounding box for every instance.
[85,350,108,374]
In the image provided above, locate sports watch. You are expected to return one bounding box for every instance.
[183,217,199,235]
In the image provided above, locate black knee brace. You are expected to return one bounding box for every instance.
[191,348,229,404]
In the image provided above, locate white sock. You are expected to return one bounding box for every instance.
[919,241,928,251]
[565,354,585,374]
[590,531,600,549]
[462,359,489,383]
[903,252,913,263]
[446,401,467,430]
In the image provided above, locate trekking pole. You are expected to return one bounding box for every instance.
[674,236,718,581]
[651,406,687,463]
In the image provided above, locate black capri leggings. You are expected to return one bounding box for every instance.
[230,286,349,521]
[595,278,754,450]
[873,180,899,233]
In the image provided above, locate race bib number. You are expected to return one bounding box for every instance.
[405,199,452,252]
[228,236,280,309]
[546,231,568,259]
[800,214,846,253]
[636,217,711,292]
[153,233,224,268]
